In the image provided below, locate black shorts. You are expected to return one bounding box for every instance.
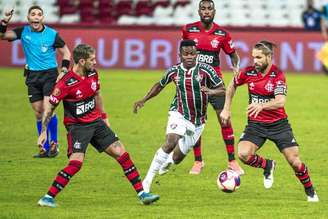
[208,95,225,110]
[25,68,58,103]
[239,119,299,151]
[66,119,119,158]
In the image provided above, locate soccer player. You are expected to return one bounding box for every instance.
[133,40,225,193]
[37,44,160,207]
[182,0,244,174]
[0,6,71,157]
[220,40,319,202]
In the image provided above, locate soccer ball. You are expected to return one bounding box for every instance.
[217,169,241,193]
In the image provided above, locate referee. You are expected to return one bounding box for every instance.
[0,6,71,158]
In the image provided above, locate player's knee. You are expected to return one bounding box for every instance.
[290,157,302,171]
[238,150,251,163]
[172,153,183,164]
[34,111,43,120]
[163,140,178,152]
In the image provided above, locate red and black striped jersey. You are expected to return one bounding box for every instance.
[49,69,101,125]
[234,64,288,123]
[160,62,223,126]
[182,21,235,77]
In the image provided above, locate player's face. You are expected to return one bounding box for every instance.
[180,46,197,69]
[252,49,271,72]
[198,1,215,25]
[27,9,44,31]
[83,53,97,72]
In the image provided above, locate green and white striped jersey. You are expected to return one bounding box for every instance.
[159,62,223,126]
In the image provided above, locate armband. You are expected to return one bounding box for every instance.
[0,22,7,33]
[61,59,70,69]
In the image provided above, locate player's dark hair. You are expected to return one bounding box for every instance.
[28,5,43,15]
[199,0,215,8]
[254,40,277,56]
[73,44,96,64]
[179,40,196,51]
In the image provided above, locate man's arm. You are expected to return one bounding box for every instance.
[248,95,286,118]
[0,9,17,41]
[229,51,240,74]
[201,84,225,97]
[133,82,164,113]
[95,91,110,127]
[56,45,71,81]
[37,103,57,149]
[220,78,237,125]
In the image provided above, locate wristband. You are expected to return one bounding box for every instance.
[61,59,70,69]
[101,112,108,119]
[0,23,7,33]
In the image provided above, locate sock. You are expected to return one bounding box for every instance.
[116,152,143,194]
[243,154,267,169]
[37,120,50,151]
[295,163,313,189]
[144,148,169,185]
[193,138,202,161]
[221,126,235,161]
[47,160,82,198]
[48,114,58,144]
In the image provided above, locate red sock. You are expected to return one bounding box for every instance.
[193,137,202,161]
[116,152,143,194]
[221,126,235,161]
[295,163,313,189]
[244,154,267,169]
[47,160,82,198]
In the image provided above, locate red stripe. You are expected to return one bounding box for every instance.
[185,78,195,123]
[49,186,59,196]
[134,182,143,191]
[127,171,139,180]
[56,175,69,186]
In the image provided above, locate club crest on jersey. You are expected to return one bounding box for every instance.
[195,74,203,82]
[211,39,219,48]
[265,81,274,92]
[174,76,181,85]
[170,124,178,129]
[91,81,97,91]
[76,89,83,98]
[52,88,61,96]
[269,71,277,78]
[66,77,79,86]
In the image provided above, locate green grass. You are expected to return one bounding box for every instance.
[0,68,327,219]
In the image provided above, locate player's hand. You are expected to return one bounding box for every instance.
[220,109,231,126]
[232,66,240,76]
[2,9,14,24]
[247,103,263,118]
[37,131,47,153]
[133,100,145,114]
[201,86,215,96]
[56,67,68,82]
[103,118,110,127]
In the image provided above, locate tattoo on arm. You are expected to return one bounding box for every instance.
[41,105,56,132]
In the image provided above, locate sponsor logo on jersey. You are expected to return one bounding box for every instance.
[91,81,97,91]
[76,98,96,116]
[66,77,79,86]
[53,88,61,96]
[246,70,258,76]
[269,71,277,78]
[198,54,214,64]
[170,124,177,129]
[87,70,96,77]
[250,94,273,104]
[213,29,226,36]
[73,141,81,150]
[188,26,201,32]
[76,89,83,98]
[265,81,274,92]
[211,39,219,48]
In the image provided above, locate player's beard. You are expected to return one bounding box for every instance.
[201,16,214,26]
[255,62,268,73]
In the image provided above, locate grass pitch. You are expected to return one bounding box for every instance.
[0,68,327,219]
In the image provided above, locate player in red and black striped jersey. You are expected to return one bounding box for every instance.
[36,44,159,207]
[221,41,319,202]
[182,0,244,175]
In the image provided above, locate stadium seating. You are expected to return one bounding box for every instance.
[0,0,320,28]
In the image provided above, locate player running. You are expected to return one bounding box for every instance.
[182,0,244,175]
[0,6,71,158]
[37,44,159,207]
[220,40,319,202]
[133,40,225,193]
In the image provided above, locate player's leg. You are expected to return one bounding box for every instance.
[214,95,244,175]
[281,146,318,202]
[38,123,92,207]
[189,137,204,174]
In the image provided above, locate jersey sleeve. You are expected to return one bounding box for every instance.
[222,32,236,55]
[181,25,188,40]
[203,64,223,88]
[9,27,24,41]
[53,33,66,48]
[233,70,247,87]
[274,73,287,96]
[49,82,68,106]
[159,67,176,87]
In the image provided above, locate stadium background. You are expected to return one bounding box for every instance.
[0,0,327,218]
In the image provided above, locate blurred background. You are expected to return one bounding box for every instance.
[1,0,328,73]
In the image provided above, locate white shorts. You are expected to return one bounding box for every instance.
[166,111,205,155]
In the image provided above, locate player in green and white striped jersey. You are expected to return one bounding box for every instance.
[133,40,225,193]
